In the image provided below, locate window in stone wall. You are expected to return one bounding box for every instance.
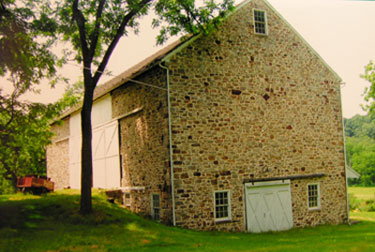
[308,183,320,210]
[214,190,231,221]
[151,193,161,221]
[124,193,131,207]
[253,9,268,35]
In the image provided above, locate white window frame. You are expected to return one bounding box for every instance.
[214,190,231,221]
[307,183,321,210]
[253,9,268,36]
[151,193,161,221]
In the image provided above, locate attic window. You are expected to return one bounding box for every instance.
[253,9,268,35]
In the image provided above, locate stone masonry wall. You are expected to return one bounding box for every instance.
[46,117,70,190]
[111,67,172,223]
[167,0,347,231]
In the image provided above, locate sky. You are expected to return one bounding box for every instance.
[3,0,375,119]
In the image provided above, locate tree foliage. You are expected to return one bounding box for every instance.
[362,61,375,115]
[0,0,59,86]
[51,0,234,214]
[348,61,375,186]
[0,0,79,193]
[345,114,375,186]
[345,114,375,139]
[0,82,82,194]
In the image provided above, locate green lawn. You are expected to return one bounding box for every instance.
[349,186,375,222]
[350,211,375,222]
[348,187,375,201]
[0,189,374,252]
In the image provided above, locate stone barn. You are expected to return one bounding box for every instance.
[47,0,349,232]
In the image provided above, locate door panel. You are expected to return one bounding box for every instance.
[245,181,293,233]
[92,121,120,189]
[105,156,120,188]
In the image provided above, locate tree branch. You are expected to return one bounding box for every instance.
[92,0,152,85]
[88,0,106,62]
[0,1,10,22]
[1,154,13,179]
[5,101,15,129]
[4,76,21,128]
[72,0,91,79]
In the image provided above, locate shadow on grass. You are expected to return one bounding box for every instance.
[1,191,375,252]
[0,190,143,229]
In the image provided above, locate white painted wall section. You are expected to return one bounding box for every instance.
[69,111,82,189]
[91,95,112,127]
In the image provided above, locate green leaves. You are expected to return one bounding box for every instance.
[0,81,82,192]
[0,0,82,190]
[153,0,234,45]
[351,61,375,186]
[32,12,59,35]
[53,0,234,67]
[346,136,375,186]
[361,61,375,115]
[345,114,375,186]
[0,0,59,91]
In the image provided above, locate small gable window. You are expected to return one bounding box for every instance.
[308,184,320,210]
[253,9,268,35]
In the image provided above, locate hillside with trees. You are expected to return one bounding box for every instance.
[345,114,375,186]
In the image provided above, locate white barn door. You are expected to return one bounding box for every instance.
[92,121,120,188]
[68,95,120,189]
[245,180,293,233]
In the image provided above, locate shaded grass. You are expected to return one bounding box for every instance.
[0,190,374,252]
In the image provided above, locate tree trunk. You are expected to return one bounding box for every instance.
[10,172,18,193]
[2,161,18,193]
[80,84,95,215]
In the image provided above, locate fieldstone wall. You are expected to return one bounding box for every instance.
[167,0,347,231]
[291,177,347,227]
[111,67,172,224]
[46,117,70,190]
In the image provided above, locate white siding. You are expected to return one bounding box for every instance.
[92,95,112,127]
[69,111,81,189]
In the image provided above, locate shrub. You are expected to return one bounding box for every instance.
[0,178,15,195]
[349,193,360,210]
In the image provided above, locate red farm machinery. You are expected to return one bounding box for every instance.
[16,176,55,194]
